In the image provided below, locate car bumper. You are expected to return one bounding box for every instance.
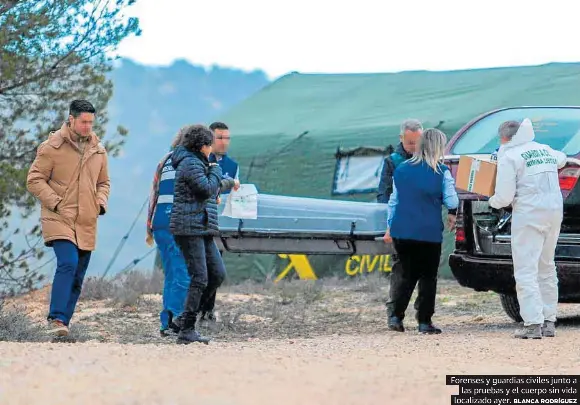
[448,252,580,302]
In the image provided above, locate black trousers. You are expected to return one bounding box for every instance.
[201,291,217,313]
[386,238,441,324]
[200,249,223,314]
[174,235,226,328]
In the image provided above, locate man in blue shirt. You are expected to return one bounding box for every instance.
[202,121,240,323]
[209,122,240,180]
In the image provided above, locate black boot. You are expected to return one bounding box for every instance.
[176,313,210,345]
[418,323,442,334]
[177,329,211,345]
[200,310,216,323]
[388,316,405,332]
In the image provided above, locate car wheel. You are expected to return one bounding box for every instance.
[499,294,523,323]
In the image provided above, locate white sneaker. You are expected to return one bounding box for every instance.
[514,324,542,339]
[542,321,556,337]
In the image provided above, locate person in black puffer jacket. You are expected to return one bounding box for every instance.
[169,124,236,344]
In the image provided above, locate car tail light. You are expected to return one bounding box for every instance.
[559,166,580,195]
[454,204,467,250]
[455,227,466,243]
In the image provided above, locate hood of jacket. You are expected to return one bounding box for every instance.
[171,145,188,169]
[171,145,210,169]
[504,118,536,149]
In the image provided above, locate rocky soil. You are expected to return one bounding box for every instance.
[1,275,579,405]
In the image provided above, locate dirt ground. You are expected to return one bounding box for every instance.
[1,275,580,405]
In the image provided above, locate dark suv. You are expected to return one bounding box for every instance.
[445,106,580,322]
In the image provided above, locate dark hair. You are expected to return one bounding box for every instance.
[69,100,96,118]
[209,122,228,131]
[181,124,214,152]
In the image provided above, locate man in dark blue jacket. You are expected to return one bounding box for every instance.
[383,127,458,334]
[202,121,240,323]
[377,119,423,203]
[377,119,424,328]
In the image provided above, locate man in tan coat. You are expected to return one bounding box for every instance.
[27,100,110,338]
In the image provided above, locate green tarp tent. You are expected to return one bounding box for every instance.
[214,62,580,283]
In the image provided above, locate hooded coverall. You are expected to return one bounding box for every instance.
[489,118,567,326]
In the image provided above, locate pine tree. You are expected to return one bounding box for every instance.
[0,0,140,296]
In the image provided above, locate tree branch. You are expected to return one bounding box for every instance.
[0,1,19,16]
[0,0,139,296]
[0,0,109,95]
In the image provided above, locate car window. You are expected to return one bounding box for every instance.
[450,108,580,156]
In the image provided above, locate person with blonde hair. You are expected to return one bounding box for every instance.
[146,127,191,336]
[383,128,459,334]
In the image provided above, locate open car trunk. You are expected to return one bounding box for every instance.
[468,202,580,260]
[442,106,580,261]
[445,154,580,259]
[215,194,393,256]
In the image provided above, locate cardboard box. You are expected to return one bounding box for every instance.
[455,155,497,197]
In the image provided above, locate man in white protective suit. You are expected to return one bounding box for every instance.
[489,118,567,339]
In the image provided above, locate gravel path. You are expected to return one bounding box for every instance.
[1,328,579,405]
[2,278,580,404]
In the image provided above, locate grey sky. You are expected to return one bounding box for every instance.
[116,0,580,79]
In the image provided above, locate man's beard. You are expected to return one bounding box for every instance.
[69,125,89,140]
[74,129,90,139]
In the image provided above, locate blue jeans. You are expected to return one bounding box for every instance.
[153,229,190,330]
[48,240,92,326]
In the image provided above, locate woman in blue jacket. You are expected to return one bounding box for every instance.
[169,124,236,344]
[383,128,459,334]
